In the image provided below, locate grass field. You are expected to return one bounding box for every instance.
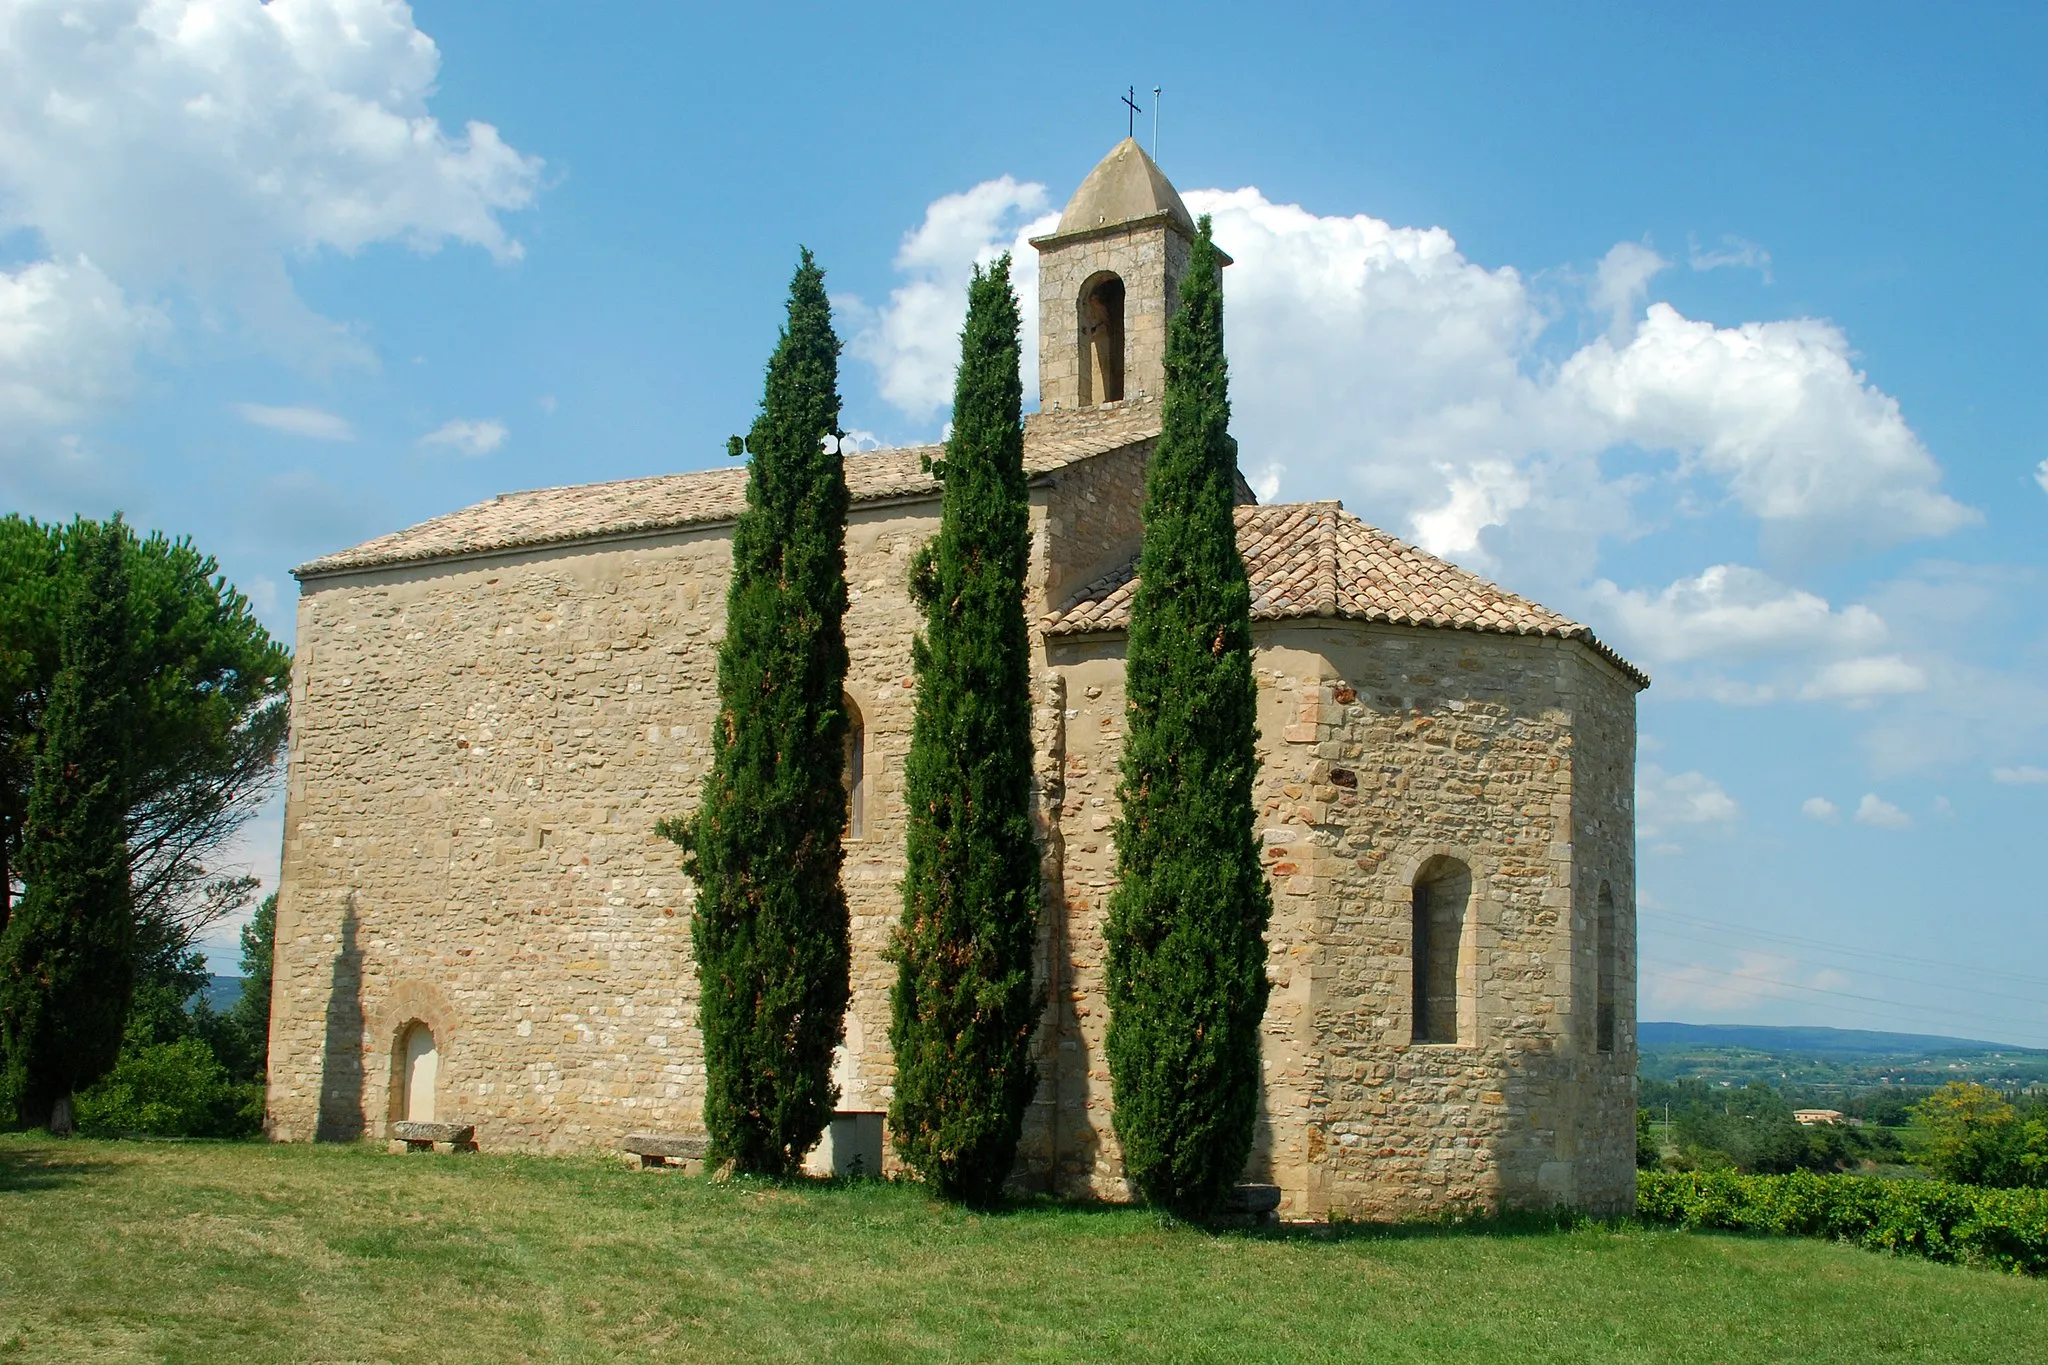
[1,1135,2043,1363]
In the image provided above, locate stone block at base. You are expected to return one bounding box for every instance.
[391,1121,476,1153]
[621,1132,710,1170]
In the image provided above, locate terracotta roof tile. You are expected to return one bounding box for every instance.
[294,399,1165,578]
[1046,501,1647,688]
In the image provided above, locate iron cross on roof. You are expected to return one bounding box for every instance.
[1122,86,1144,138]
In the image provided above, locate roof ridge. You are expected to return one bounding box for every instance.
[1314,505,1339,618]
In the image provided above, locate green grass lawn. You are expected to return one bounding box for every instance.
[1,1135,2042,1363]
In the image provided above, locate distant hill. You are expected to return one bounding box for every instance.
[201,975,245,1013]
[1640,1022,2048,1058]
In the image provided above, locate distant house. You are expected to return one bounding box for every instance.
[1793,1109,1847,1126]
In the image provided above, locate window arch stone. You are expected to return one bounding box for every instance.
[1076,271,1126,405]
[374,980,456,1133]
[1384,843,1492,1048]
[843,692,867,841]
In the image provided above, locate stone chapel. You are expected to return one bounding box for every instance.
[267,139,1646,1218]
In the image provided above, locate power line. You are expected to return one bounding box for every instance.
[1643,925,2048,1009]
[1641,907,2048,991]
[1639,955,2048,1046]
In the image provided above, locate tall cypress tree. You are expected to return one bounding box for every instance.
[888,256,1041,1206]
[660,250,852,1176]
[0,517,137,1132]
[1103,218,1271,1218]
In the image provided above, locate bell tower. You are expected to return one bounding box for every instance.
[1030,139,1224,412]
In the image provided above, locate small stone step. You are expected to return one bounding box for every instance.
[620,1132,711,1168]
[390,1121,476,1152]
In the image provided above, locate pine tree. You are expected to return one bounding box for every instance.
[0,517,138,1132]
[888,256,1042,1206]
[659,250,852,1176]
[1103,218,1271,1218]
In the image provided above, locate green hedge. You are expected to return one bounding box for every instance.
[1639,1169,2048,1276]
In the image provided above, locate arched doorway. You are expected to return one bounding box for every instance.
[399,1021,438,1123]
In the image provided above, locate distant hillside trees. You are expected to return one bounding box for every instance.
[889,257,1042,1206]
[1103,217,1273,1219]
[661,250,853,1176]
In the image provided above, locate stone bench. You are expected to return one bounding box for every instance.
[390,1121,476,1154]
[620,1132,711,1171]
[1216,1184,1282,1227]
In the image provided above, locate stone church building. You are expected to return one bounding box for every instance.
[268,139,1646,1218]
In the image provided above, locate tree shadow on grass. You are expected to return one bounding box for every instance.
[0,1137,121,1192]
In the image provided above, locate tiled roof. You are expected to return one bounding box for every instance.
[1046,502,1648,688]
[294,399,1164,577]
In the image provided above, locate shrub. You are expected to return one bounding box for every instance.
[1911,1081,2048,1188]
[1638,1169,2048,1276]
[74,1036,261,1138]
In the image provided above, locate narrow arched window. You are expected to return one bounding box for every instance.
[843,696,866,841]
[1410,857,1471,1045]
[399,1021,438,1123]
[1596,882,1617,1054]
[1077,272,1125,405]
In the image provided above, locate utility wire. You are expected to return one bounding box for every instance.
[1639,955,2048,1044]
[1641,906,2048,991]
[1643,925,2048,1009]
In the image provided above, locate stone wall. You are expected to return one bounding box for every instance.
[269,495,944,1149]
[1033,220,1190,415]
[1037,621,1639,1217]
[271,442,1637,1217]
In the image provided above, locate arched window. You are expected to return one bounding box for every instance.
[1596,882,1617,1054]
[843,695,866,841]
[399,1021,438,1123]
[1410,857,1471,1045]
[1077,272,1125,405]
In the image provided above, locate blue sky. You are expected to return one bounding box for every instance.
[2,1,2044,1044]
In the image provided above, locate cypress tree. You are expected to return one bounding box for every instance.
[659,250,852,1176]
[1103,218,1271,1218]
[888,256,1041,1206]
[0,517,138,1132]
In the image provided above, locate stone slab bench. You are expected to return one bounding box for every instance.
[1215,1184,1283,1227]
[390,1121,476,1153]
[620,1132,711,1170]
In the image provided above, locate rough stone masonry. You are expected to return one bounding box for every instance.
[267,138,1645,1219]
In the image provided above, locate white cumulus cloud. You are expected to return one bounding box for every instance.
[419,418,505,456]
[1800,655,1930,704]
[1801,796,1840,823]
[1854,793,1913,830]
[1992,765,2048,785]
[848,178,1973,595]
[1588,564,1887,664]
[842,176,1052,421]
[2036,459,2048,496]
[232,402,353,440]
[1558,305,1976,551]
[0,256,161,428]
[1638,765,1741,838]
[0,0,542,392]
[1590,240,1669,339]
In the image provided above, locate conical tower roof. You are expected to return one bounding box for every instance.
[1055,137,1196,238]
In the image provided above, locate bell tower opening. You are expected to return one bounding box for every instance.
[1078,272,1126,405]
[1031,138,1222,414]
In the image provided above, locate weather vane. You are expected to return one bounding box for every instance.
[1153,85,1161,157]
[1122,85,1143,139]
